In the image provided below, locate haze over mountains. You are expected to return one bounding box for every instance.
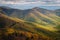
[0,6,60,40]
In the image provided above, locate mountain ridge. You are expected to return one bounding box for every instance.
[0,6,60,40]
[0,6,60,27]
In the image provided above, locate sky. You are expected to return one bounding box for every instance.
[0,0,60,10]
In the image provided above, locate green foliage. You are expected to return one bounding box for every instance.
[26,17,36,22]
[0,17,6,28]
[56,25,60,29]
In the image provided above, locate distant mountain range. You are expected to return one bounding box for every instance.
[0,6,60,26]
[0,6,60,40]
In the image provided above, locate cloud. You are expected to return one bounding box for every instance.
[0,0,60,6]
[0,0,46,4]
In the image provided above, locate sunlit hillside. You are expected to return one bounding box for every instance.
[0,6,60,40]
[0,13,54,40]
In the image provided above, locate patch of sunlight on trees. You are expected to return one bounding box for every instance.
[32,22,57,31]
[6,28,15,34]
